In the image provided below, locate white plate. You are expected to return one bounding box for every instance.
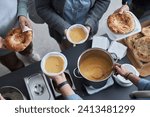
[105,11,142,40]
[108,41,127,60]
[92,36,110,50]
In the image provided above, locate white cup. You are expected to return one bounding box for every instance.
[41,52,68,76]
[66,24,89,45]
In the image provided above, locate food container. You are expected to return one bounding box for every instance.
[41,52,68,77]
[73,48,117,88]
[66,24,89,45]
[24,73,54,100]
[0,86,26,100]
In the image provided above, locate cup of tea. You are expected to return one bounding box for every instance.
[66,24,89,45]
[41,52,68,76]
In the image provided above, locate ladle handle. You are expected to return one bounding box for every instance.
[73,67,82,78]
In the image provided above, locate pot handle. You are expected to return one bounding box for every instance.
[73,67,82,78]
[110,53,118,63]
[129,91,150,99]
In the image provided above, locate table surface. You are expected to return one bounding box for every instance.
[0,40,149,100]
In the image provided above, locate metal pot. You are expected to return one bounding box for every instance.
[0,86,26,100]
[73,48,117,88]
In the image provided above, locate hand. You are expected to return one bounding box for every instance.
[19,16,32,30]
[51,73,67,85]
[113,63,130,77]
[0,37,4,49]
[115,5,129,14]
[85,26,91,34]
[0,93,5,100]
[64,29,68,36]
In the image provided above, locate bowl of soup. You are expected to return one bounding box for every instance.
[66,24,89,44]
[41,52,68,76]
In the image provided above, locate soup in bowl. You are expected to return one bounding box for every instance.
[41,52,68,76]
[67,24,89,44]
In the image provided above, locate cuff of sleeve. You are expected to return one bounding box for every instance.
[136,79,150,90]
[64,94,82,100]
[84,18,96,35]
[56,23,70,36]
[17,7,27,17]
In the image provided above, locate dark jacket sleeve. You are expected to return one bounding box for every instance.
[84,0,110,35]
[35,0,71,36]
[122,0,132,5]
[0,49,11,56]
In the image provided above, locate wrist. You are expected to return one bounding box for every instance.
[124,72,133,79]
[54,77,67,85]
[57,81,68,90]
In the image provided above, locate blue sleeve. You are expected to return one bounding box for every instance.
[18,0,28,17]
[64,94,82,100]
[136,79,150,90]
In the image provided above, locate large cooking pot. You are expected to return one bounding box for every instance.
[73,48,117,88]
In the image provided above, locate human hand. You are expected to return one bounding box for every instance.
[0,93,5,100]
[115,5,129,14]
[51,73,67,85]
[113,63,130,77]
[19,16,32,30]
[0,37,5,49]
[85,26,91,34]
[64,29,68,36]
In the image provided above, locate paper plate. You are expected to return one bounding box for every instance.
[92,36,110,50]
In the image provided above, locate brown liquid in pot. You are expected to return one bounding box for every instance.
[80,54,112,81]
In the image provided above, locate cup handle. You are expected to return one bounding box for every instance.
[73,68,82,78]
[111,53,118,63]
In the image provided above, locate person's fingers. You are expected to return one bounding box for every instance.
[19,21,25,31]
[19,16,32,30]
[115,65,121,71]
[119,9,124,14]
[0,37,6,49]
[113,63,121,68]
[64,29,68,36]
[0,93,5,100]
[25,20,32,29]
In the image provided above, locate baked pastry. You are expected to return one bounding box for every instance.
[126,33,143,49]
[5,27,32,52]
[141,25,150,36]
[133,36,150,62]
[107,12,135,34]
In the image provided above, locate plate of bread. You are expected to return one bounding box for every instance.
[105,11,141,40]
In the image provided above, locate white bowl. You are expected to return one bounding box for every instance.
[41,52,68,76]
[66,24,89,44]
[114,77,133,87]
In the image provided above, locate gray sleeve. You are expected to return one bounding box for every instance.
[136,79,150,90]
[35,0,71,36]
[17,0,28,17]
[85,0,110,35]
